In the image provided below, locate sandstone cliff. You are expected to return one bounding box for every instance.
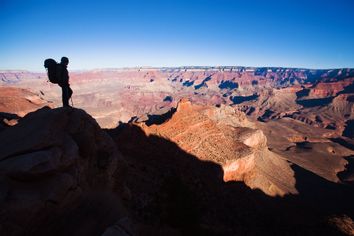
[0,87,51,129]
[135,99,297,196]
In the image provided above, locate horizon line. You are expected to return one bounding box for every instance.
[1,65,354,73]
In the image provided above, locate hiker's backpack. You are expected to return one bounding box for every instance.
[44,58,62,84]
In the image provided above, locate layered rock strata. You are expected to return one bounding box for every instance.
[137,99,297,196]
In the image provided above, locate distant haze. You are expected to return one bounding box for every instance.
[1,0,354,71]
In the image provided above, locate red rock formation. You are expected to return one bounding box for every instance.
[309,78,354,98]
[0,87,51,117]
[136,99,296,196]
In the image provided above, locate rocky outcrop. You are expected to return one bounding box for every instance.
[0,107,125,235]
[107,99,353,235]
[308,78,354,98]
[0,87,50,117]
[137,99,297,196]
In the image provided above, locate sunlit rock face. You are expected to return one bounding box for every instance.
[0,87,51,116]
[105,97,353,235]
[0,87,52,129]
[135,99,297,196]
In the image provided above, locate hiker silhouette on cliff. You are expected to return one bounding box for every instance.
[58,57,73,107]
[44,56,73,107]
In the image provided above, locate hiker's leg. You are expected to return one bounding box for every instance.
[68,86,73,98]
[62,86,69,107]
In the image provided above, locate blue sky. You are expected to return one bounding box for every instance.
[0,0,354,71]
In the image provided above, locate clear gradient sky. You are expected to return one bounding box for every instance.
[1,0,354,71]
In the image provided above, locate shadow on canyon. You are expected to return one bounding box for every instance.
[102,123,354,235]
[6,107,351,235]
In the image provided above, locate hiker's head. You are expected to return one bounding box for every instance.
[61,57,69,66]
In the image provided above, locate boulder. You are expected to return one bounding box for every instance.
[0,107,125,235]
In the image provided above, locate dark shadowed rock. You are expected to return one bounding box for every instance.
[0,107,125,236]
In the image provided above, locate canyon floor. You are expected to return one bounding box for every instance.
[0,67,353,235]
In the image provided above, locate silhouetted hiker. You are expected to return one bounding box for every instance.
[44,57,74,107]
[58,57,73,107]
